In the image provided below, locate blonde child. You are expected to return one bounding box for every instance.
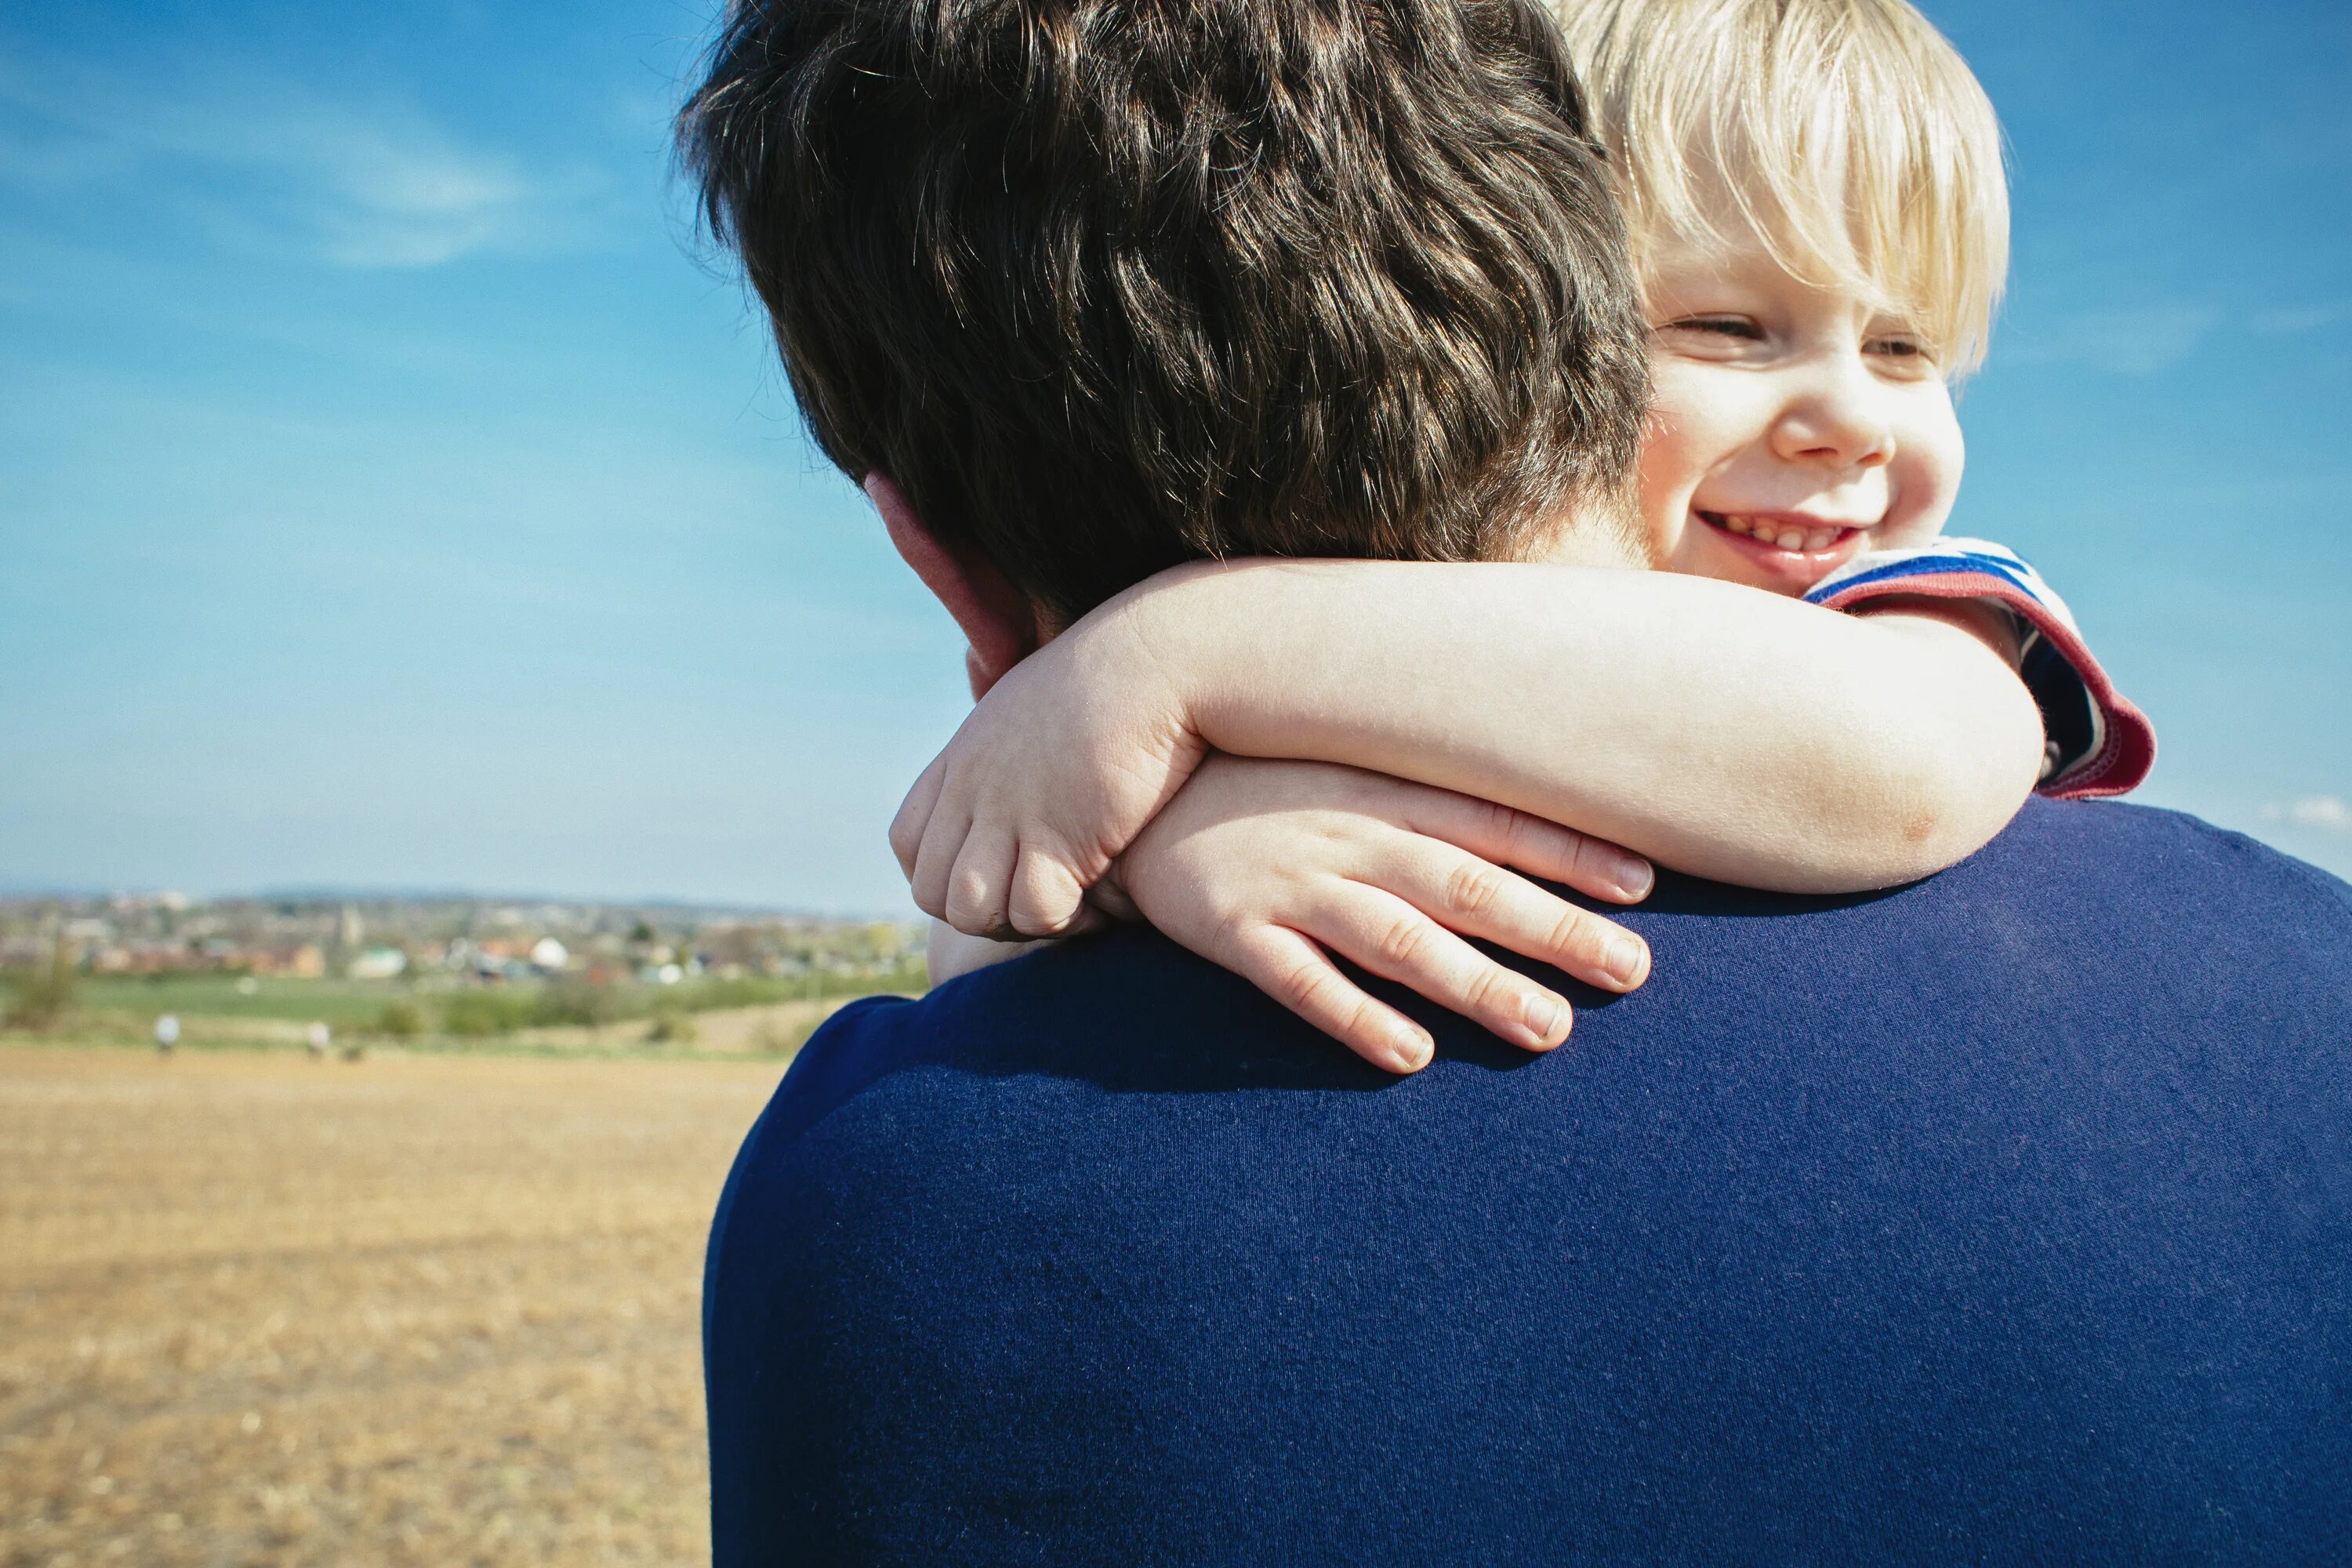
[1561,0,2147,792]
[895,0,2154,1072]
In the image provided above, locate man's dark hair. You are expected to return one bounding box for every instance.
[680,0,1649,623]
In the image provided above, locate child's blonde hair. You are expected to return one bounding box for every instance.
[1552,0,2008,372]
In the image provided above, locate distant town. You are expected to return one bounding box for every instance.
[0,891,920,985]
[0,891,930,1050]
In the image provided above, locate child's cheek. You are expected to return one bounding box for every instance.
[1875,390,1965,548]
[1634,365,1726,569]
[1634,419,1696,568]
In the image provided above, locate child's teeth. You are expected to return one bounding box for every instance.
[1711,510,1851,552]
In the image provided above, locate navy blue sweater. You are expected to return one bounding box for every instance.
[705,800,2352,1563]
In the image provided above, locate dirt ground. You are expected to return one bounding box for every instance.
[0,1046,792,1567]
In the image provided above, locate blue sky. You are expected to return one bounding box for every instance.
[2,0,2347,912]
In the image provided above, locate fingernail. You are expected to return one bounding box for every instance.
[1613,858,1655,901]
[1392,1022,1435,1072]
[1603,935,1648,987]
[1521,993,1566,1044]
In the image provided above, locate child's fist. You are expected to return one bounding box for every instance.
[890,602,1209,939]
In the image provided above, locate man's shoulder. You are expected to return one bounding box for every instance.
[2015,793,2347,874]
[1630,797,2352,1049]
[1959,797,2352,929]
[721,799,2352,1216]
[748,924,1354,1154]
[753,800,2352,1154]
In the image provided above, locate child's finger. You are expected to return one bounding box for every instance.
[1221,925,1435,1074]
[1363,834,1651,996]
[1085,875,1140,924]
[1301,882,1576,1054]
[942,826,1020,936]
[1401,790,1653,906]
[1006,843,1089,938]
[1054,906,1110,938]
[909,797,976,921]
[889,753,950,881]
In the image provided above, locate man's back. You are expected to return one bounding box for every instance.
[705,800,2351,1563]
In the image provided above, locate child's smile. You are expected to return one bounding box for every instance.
[1689,507,1873,586]
[1635,233,1965,594]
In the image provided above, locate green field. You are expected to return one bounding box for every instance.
[70,965,924,1027]
[74,973,419,1026]
[8,963,927,1064]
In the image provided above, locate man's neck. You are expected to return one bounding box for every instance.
[1512,501,1653,571]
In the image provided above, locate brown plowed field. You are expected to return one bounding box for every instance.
[0,1047,789,1567]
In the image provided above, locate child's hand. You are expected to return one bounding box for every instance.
[891,595,1208,940]
[1111,754,1654,1074]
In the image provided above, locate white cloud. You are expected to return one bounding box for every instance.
[2002,303,2223,377]
[2260,795,2352,831]
[2005,295,2352,378]
[2249,301,2352,336]
[0,50,604,269]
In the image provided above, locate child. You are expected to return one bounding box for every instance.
[1558,0,2147,793]
[897,0,2153,1073]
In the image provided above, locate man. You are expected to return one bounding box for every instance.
[680,0,2352,1559]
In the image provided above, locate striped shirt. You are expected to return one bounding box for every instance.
[1804,538,2155,798]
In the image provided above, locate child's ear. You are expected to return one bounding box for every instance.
[867,473,1043,698]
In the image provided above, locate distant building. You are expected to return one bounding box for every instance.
[470,938,534,981]
[0,893,923,992]
[347,947,408,981]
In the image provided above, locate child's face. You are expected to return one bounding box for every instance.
[1635,231,1963,594]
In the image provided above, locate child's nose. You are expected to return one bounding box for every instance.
[1769,358,1893,471]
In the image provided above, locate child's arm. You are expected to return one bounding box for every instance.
[1802,537,2157,799]
[892,557,2046,938]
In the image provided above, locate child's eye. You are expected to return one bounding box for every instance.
[1659,316,1763,340]
[1864,334,1944,379]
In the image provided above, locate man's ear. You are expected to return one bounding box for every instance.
[866,473,1042,699]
